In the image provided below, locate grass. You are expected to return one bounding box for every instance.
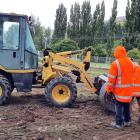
[88,67,108,77]
[90,62,110,69]
[90,63,110,77]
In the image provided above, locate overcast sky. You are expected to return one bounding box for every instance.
[0,0,127,29]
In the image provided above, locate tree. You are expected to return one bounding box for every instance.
[51,39,79,52]
[44,27,52,48]
[123,0,134,50]
[127,48,140,59]
[67,3,81,42]
[125,0,132,33]
[91,1,105,44]
[106,0,118,56]
[91,3,100,43]
[53,4,67,40]
[116,23,124,39]
[124,0,140,50]
[31,15,45,50]
[92,44,107,56]
[97,1,105,42]
[109,0,118,34]
[130,0,140,33]
[80,1,92,48]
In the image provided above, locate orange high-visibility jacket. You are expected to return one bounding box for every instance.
[133,64,140,97]
[106,46,134,103]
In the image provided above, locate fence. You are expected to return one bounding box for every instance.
[75,56,114,64]
[76,55,140,64]
[91,56,114,63]
[38,51,140,64]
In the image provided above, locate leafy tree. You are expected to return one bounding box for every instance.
[67,3,81,42]
[44,27,52,48]
[106,0,118,56]
[53,4,67,40]
[109,0,118,34]
[31,15,45,50]
[122,33,135,50]
[92,44,107,56]
[102,23,109,43]
[125,0,132,33]
[96,1,105,42]
[113,39,122,47]
[91,3,100,42]
[135,34,140,50]
[68,1,105,48]
[127,48,140,59]
[130,0,140,33]
[30,15,53,50]
[80,1,92,48]
[124,0,140,50]
[115,23,124,39]
[91,1,105,43]
[50,39,79,52]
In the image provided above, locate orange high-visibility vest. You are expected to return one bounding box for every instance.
[106,46,134,103]
[133,64,140,97]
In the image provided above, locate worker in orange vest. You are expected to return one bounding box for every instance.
[106,46,134,129]
[133,62,140,123]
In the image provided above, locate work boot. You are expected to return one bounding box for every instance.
[137,116,140,124]
[111,122,123,129]
[124,122,131,127]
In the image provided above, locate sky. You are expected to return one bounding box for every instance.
[0,0,127,29]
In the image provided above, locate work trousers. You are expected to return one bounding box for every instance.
[115,100,131,126]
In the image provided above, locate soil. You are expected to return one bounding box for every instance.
[0,85,140,140]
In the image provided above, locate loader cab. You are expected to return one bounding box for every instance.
[0,13,38,92]
[0,13,38,69]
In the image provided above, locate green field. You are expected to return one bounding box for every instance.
[88,67,108,77]
[88,62,110,77]
[90,62,110,69]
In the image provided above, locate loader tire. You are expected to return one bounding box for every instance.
[45,77,77,107]
[0,75,11,105]
[99,84,115,113]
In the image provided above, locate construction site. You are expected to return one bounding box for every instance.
[0,0,140,139]
[0,72,140,140]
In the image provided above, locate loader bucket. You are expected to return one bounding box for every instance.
[99,84,115,113]
[94,74,115,113]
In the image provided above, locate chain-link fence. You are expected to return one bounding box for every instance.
[38,51,140,65]
[77,55,140,64]
[91,56,114,63]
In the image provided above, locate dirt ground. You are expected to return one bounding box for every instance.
[0,83,140,140]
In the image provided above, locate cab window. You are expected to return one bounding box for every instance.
[0,21,19,50]
[25,23,37,54]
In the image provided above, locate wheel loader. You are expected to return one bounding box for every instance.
[0,13,115,112]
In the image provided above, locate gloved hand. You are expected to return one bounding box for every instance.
[107,92,116,100]
[106,86,112,93]
[105,92,115,102]
[106,91,113,94]
[106,91,113,96]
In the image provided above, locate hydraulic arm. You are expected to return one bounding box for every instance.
[42,49,96,93]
